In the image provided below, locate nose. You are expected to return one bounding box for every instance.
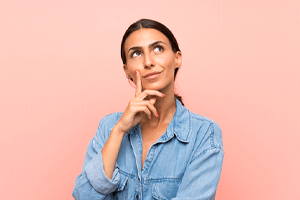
[143,51,155,68]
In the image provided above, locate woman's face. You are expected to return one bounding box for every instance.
[123,28,182,91]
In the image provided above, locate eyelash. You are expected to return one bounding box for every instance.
[154,45,164,52]
[130,45,164,58]
[131,51,141,58]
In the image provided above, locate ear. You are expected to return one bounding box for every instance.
[174,51,182,69]
[123,64,130,78]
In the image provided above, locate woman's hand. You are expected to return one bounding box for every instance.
[116,71,165,134]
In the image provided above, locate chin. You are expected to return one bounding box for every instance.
[143,85,162,91]
[143,82,160,90]
[143,82,171,92]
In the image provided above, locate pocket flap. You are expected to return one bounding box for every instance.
[152,181,180,200]
[116,173,129,191]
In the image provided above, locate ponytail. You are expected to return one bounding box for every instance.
[174,93,184,106]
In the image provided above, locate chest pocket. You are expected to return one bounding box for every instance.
[152,180,181,200]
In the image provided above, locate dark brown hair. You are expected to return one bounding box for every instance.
[121,19,184,106]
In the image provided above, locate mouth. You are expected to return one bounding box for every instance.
[143,71,162,79]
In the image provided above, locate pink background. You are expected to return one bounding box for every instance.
[1,1,299,199]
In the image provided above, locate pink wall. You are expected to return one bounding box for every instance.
[1,1,299,199]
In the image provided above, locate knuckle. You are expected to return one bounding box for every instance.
[129,106,135,112]
[128,100,133,106]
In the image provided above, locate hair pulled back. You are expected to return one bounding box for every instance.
[121,19,184,106]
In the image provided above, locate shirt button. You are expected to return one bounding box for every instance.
[136,194,139,199]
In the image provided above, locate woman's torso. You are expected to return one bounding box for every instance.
[91,98,223,200]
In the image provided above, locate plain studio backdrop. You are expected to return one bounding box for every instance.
[0,1,299,199]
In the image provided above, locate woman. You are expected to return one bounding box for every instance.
[73,19,224,200]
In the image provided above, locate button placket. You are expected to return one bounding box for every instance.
[142,146,156,177]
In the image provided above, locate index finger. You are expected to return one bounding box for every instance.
[135,71,142,96]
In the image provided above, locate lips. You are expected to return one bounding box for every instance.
[143,71,161,78]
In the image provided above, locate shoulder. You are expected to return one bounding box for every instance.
[174,99,223,149]
[98,112,124,131]
[94,112,123,142]
[99,112,123,126]
[189,111,222,134]
[188,110,223,150]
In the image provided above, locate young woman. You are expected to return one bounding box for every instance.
[73,19,224,200]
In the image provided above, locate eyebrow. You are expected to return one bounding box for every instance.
[127,41,166,53]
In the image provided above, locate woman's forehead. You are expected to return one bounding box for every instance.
[124,28,170,50]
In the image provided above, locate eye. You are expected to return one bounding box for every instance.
[131,51,142,58]
[154,45,164,53]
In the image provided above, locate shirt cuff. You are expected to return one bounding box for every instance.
[85,152,120,195]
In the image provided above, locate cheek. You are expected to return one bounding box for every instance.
[126,64,139,77]
[158,52,177,66]
[158,57,176,70]
[127,60,143,72]
[126,64,135,72]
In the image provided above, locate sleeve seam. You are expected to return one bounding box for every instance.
[210,122,216,147]
[190,146,223,164]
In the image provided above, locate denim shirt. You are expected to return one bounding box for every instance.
[73,98,224,200]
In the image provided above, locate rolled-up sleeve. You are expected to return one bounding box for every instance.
[85,142,120,194]
[173,122,224,200]
[72,117,121,200]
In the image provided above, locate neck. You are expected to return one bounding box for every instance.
[141,87,176,127]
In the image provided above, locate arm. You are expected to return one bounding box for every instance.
[101,124,126,179]
[72,118,122,200]
[173,122,224,200]
[102,71,163,179]
[73,71,163,199]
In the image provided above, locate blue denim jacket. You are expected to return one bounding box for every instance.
[73,98,224,200]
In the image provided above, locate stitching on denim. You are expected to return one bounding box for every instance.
[152,192,166,200]
[147,177,182,182]
[210,123,216,148]
[152,181,181,200]
[197,121,212,147]
[95,112,123,144]
[119,169,137,180]
[173,110,192,143]
[190,147,222,164]
[190,112,214,123]
[92,138,103,154]
[187,110,192,140]
[143,146,156,178]
[93,137,101,147]
[94,127,102,145]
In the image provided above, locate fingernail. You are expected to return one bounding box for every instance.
[153,98,156,101]
[161,93,165,97]
[135,71,138,74]
[156,112,159,117]
[149,115,151,119]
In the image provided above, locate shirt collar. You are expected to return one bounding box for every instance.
[164,98,191,143]
[127,98,191,143]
